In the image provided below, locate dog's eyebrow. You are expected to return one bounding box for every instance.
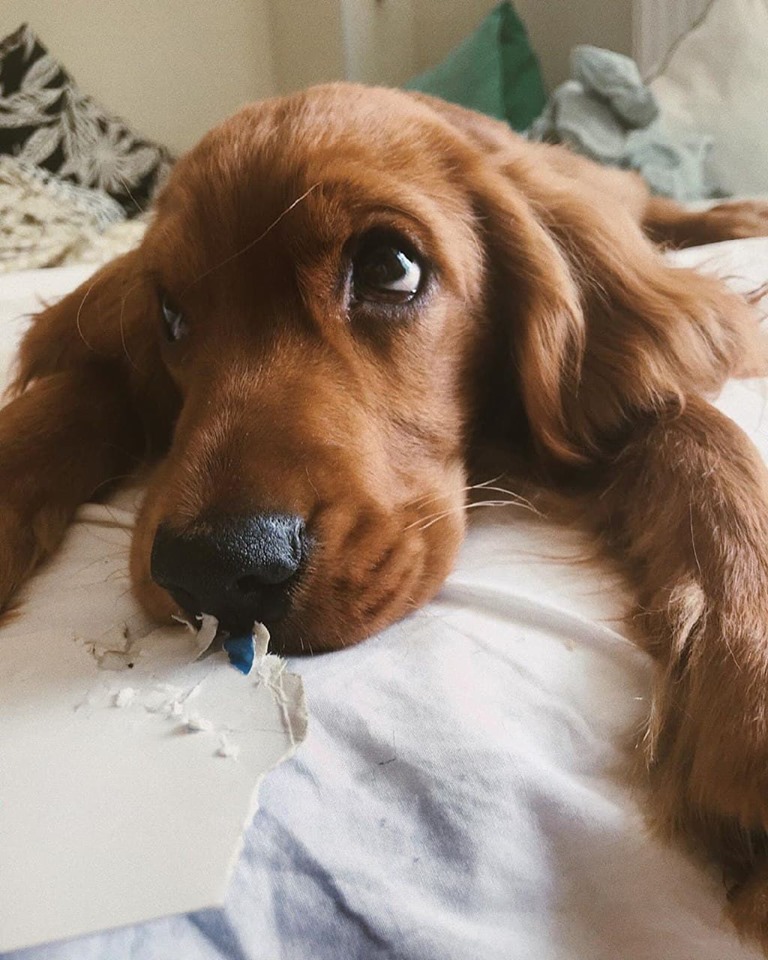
[356,203,430,230]
[311,170,438,227]
[183,182,321,294]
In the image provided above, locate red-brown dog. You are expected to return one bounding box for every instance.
[4,84,768,945]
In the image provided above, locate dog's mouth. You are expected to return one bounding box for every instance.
[164,580,295,638]
[182,612,272,674]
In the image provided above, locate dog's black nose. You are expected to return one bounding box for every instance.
[150,514,307,632]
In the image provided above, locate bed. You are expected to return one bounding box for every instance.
[2,238,768,960]
[5,2,768,953]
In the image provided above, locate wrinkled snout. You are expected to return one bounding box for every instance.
[149,513,309,634]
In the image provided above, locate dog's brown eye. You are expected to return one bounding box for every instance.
[352,241,422,304]
[161,296,187,342]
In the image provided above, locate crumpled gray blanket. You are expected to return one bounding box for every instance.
[530,45,720,201]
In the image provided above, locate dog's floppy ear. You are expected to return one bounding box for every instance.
[465,166,587,463]
[0,249,178,607]
[409,93,761,463]
[12,250,177,450]
[471,159,761,464]
[15,250,145,387]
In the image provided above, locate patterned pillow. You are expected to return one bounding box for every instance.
[0,23,173,216]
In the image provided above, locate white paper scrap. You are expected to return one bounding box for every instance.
[113,686,136,708]
[253,622,271,659]
[195,613,220,655]
[185,711,214,733]
[217,733,241,760]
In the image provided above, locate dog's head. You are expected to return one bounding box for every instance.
[17,84,746,652]
[135,85,499,652]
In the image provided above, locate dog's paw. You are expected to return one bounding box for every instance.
[647,755,768,952]
[700,200,768,242]
[0,514,33,610]
[645,635,768,951]
[0,502,66,612]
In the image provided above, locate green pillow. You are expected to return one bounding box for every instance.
[404,2,546,132]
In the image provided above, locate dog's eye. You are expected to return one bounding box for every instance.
[161,295,188,342]
[352,239,423,304]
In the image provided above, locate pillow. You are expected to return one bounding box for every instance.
[404,1,546,131]
[650,0,768,196]
[0,23,173,216]
[0,156,146,273]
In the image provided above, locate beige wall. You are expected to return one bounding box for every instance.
[0,0,276,155]
[268,0,633,94]
[268,0,345,93]
[341,0,416,86]
[413,0,633,90]
[1,0,633,154]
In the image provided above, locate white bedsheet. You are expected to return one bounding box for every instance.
[3,241,768,960]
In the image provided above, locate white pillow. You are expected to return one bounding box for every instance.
[650,0,768,196]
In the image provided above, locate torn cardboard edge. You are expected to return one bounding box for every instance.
[175,614,273,677]
[0,618,307,953]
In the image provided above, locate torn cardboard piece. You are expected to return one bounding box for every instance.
[0,621,306,952]
[0,497,307,954]
[194,616,272,675]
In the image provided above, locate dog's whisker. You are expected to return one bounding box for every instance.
[403,490,541,532]
[467,484,541,513]
[90,473,140,498]
[117,175,147,216]
[410,497,541,534]
[75,279,99,352]
[400,474,514,513]
[118,279,143,372]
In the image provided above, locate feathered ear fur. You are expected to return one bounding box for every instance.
[471,159,764,464]
[12,250,177,452]
[0,251,170,610]
[12,251,140,392]
[409,91,765,464]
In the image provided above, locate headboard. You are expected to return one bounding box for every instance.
[633,0,711,75]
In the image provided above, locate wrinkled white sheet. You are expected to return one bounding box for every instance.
[3,240,768,960]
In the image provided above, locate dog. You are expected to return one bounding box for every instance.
[4,83,768,945]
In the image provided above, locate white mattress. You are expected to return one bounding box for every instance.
[3,241,768,960]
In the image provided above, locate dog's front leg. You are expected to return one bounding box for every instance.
[589,394,768,944]
[0,365,142,611]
